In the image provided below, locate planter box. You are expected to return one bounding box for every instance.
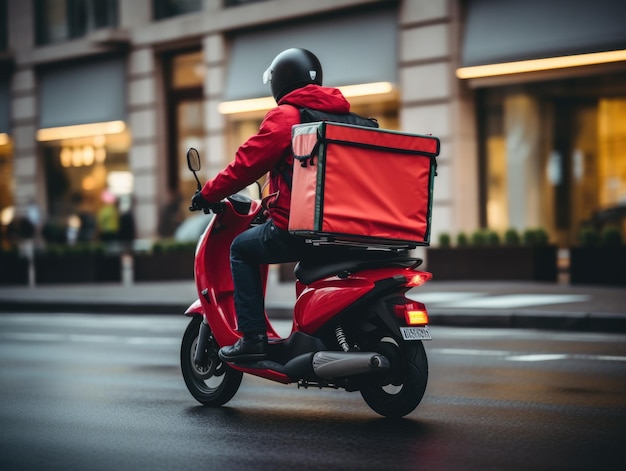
[426,246,558,282]
[570,247,626,286]
[133,251,194,281]
[0,253,29,285]
[35,254,121,284]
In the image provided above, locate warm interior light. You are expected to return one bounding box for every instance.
[60,147,72,167]
[0,206,15,226]
[456,49,626,79]
[0,133,9,146]
[218,82,395,115]
[37,121,126,141]
[218,96,277,115]
[340,82,394,98]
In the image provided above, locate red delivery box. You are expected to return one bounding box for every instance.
[289,121,440,248]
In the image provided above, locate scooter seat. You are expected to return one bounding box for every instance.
[294,254,422,285]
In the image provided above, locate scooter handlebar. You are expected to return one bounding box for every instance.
[189,201,225,214]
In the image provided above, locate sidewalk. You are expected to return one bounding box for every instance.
[0,270,624,333]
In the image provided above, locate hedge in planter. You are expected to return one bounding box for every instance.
[34,245,121,284]
[133,241,195,281]
[570,226,625,286]
[0,250,29,285]
[427,228,558,282]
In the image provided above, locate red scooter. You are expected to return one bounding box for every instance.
[180,148,433,418]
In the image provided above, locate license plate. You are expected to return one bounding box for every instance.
[400,326,432,341]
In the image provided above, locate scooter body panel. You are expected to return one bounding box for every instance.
[193,201,280,348]
[294,266,427,334]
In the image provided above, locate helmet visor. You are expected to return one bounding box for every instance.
[263,66,272,84]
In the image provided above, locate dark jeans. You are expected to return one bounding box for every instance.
[230,220,311,333]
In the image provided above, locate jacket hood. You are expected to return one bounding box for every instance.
[279,84,350,114]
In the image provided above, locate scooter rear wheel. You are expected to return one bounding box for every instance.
[359,336,428,418]
[180,316,243,406]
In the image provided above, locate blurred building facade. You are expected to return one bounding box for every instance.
[1,0,625,247]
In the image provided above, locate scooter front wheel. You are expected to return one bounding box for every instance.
[359,336,428,418]
[180,316,243,406]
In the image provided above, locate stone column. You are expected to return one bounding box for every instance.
[127,47,160,240]
[202,34,227,178]
[398,0,468,247]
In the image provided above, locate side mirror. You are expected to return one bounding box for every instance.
[187,147,201,172]
[186,148,203,191]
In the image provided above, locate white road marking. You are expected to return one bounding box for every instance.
[431,348,514,356]
[0,332,178,345]
[430,348,626,363]
[505,354,568,362]
[411,293,590,309]
[408,292,485,304]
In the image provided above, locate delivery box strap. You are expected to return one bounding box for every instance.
[293,144,321,168]
[293,138,439,174]
[323,137,440,158]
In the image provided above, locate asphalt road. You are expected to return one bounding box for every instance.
[1,313,625,471]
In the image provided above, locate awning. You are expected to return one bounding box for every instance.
[461,0,626,69]
[223,7,397,101]
[38,56,126,129]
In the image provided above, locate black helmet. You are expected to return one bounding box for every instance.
[263,48,323,102]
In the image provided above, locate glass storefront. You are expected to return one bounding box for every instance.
[40,127,131,243]
[479,73,626,246]
[160,50,204,237]
[0,135,13,249]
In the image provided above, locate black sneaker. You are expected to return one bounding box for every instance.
[218,333,268,363]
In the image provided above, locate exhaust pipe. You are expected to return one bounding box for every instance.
[312,351,390,379]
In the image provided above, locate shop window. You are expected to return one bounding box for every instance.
[478,74,626,245]
[0,135,13,249]
[162,50,204,236]
[41,128,131,244]
[153,0,202,20]
[35,0,118,45]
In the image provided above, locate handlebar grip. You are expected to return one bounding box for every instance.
[188,202,224,214]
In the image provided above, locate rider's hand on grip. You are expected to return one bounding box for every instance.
[190,191,211,212]
[190,191,224,214]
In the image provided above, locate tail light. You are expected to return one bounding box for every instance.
[394,302,429,326]
[404,273,431,287]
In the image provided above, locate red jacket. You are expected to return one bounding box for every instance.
[200,84,351,230]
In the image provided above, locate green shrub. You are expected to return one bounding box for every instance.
[504,228,521,246]
[484,230,501,246]
[456,232,469,247]
[600,225,623,247]
[522,228,549,246]
[152,239,196,254]
[40,243,105,257]
[438,233,451,247]
[578,227,599,247]
[470,230,487,246]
